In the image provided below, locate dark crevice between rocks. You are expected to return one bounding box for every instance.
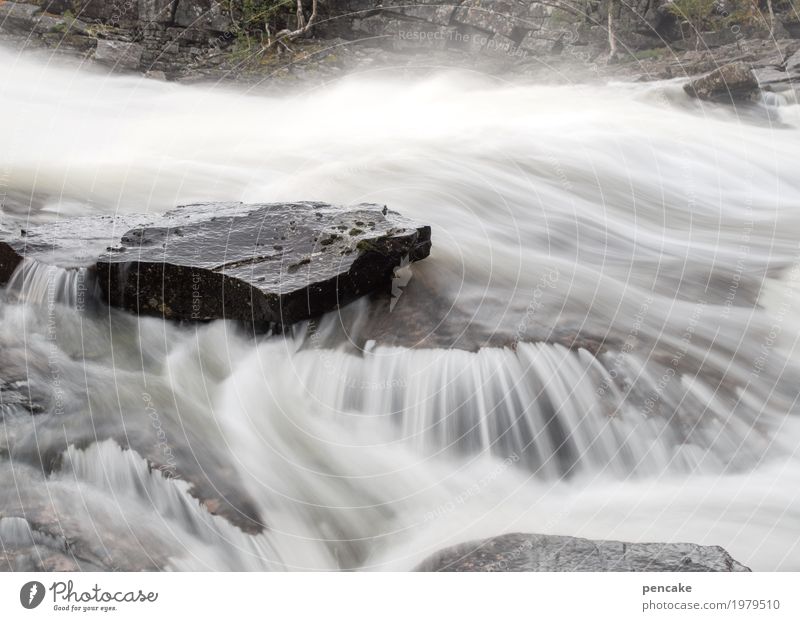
[169,0,181,27]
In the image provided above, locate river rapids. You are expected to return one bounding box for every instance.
[1,48,799,570]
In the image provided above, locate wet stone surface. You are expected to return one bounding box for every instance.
[95,201,431,329]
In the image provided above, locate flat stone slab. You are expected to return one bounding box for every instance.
[415,533,750,572]
[94,201,431,328]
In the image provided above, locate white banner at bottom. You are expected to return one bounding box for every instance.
[0,572,796,621]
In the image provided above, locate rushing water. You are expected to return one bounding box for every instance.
[1,48,800,571]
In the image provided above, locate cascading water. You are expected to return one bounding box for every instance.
[5,259,95,309]
[1,48,799,571]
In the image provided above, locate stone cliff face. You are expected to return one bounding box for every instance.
[16,0,679,68]
[335,0,677,56]
[2,1,798,79]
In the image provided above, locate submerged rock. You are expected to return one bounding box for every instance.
[416,533,750,572]
[684,62,759,102]
[0,380,45,416]
[95,202,431,329]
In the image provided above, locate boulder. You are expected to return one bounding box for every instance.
[416,533,751,572]
[684,62,760,102]
[93,39,144,71]
[0,3,41,36]
[94,202,431,329]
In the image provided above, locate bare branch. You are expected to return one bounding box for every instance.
[264,0,318,50]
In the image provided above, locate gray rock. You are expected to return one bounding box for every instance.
[785,49,800,74]
[93,39,144,70]
[453,1,520,39]
[73,0,139,26]
[174,0,233,32]
[755,66,796,93]
[138,0,174,24]
[40,0,72,14]
[416,533,751,572]
[519,30,559,55]
[684,62,760,102]
[0,2,41,36]
[94,202,431,329]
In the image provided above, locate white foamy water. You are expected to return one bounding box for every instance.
[1,48,799,571]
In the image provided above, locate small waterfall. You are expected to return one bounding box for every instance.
[53,440,339,571]
[0,516,68,552]
[290,341,777,478]
[5,258,97,309]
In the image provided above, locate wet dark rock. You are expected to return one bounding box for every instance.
[684,62,760,103]
[0,242,24,286]
[0,380,45,416]
[416,533,751,572]
[95,202,431,329]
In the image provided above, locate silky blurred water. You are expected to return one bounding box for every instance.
[1,48,799,571]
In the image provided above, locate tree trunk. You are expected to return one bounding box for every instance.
[766,0,775,34]
[607,0,617,60]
